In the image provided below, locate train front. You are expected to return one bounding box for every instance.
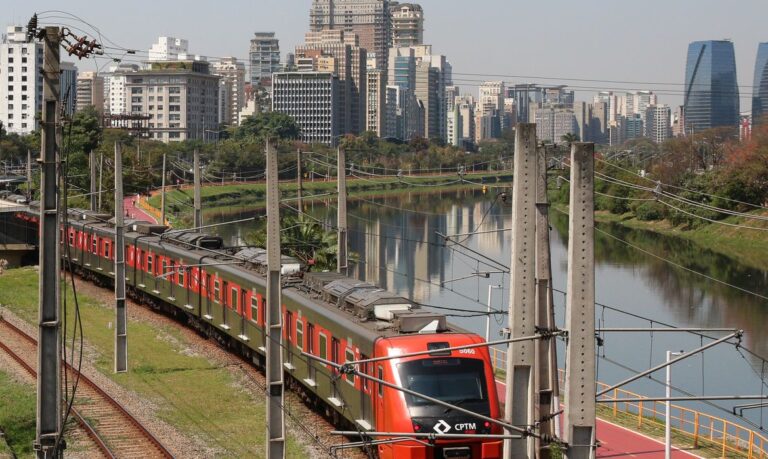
[373,333,503,459]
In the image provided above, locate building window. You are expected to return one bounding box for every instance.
[7,57,12,63]
[169,105,180,112]
[169,132,181,139]
[157,96,164,102]
[169,96,180,103]
[131,87,143,94]
[169,87,181,94]
[8,76,12,82]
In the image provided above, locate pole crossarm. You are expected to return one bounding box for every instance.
[597,396,768,403]
[596,331,742,397]
[597,328,739,333]
[300,352,538,437]
[343,331,567,367]
[733,402,768,415]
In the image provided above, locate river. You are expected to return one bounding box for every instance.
[211,187,768,432]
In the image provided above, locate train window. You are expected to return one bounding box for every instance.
[296,320,304,350]
[161,259,168,279]
[213,279,220,303]
[178,266,185,287]
[91,237,97,254]
[378,366,384,397]
[397,358,487,408]
[318,333,327,361]
[361,358,369,391]
[68,231,75,246]
[345,349,355,385]
[146,253,153,274]
[250,293,258,323]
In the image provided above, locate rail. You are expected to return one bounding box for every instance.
[489,346,768,458]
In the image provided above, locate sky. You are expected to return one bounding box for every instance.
[3,0,767,111]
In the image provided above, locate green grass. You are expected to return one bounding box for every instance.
[0,268,307,458]
[0,370,36,458]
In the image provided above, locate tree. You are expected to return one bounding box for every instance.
[247,215,338,271]
[234,112,300,141]
[560,132,580,146]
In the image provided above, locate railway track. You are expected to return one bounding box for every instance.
[0,317,174,459]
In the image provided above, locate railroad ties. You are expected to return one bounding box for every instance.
[0,317,173,459]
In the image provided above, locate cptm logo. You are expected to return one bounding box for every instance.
[433,419,452,434]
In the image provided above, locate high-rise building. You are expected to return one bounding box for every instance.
[645,104,671,143]
[684,40,740,132]
[104,63,139,116]
[456,94,475,143]
[148,37,205,62]
[752,42,768,126]
[366,68,386,135]
[390,2,424,48]
[272,72,339,145]
[76,71,105,116]
[535,106,578,143]
[297,30,367,134]
[310,0,391,72]
[476,81,504,141]
[60,62,77,117]
[249,32,281,86]
[125,61,219,142]
[212,57,246,126]
[0,26,43,135]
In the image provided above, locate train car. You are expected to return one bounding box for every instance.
[30,205,504,459]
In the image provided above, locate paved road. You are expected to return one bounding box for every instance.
[123,195,159,224]
[495,381,701,458]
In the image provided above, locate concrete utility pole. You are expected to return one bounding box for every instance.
[26,149,32,202]
[193,149,202,229]
[98,152,103,212]
[35,25,64,459]
[563,142,596,459]
[114,142,127,373]
[296,149,303,216]
[160,153,167,226]
[337,147,348,275]
[89,151,97,211]
[265,139,285,459]
[534,144,560,457]
[504,123,538,459]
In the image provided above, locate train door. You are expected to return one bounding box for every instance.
[307,323,316,384]
[222,281,229,328]
[285,311,294,366]
[331,338,340,400]
[240,289,247,337]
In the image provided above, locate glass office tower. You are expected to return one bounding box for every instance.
[753,43,768,126]
[684,40,740,132]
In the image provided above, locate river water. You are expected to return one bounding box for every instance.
[211,188,768,432]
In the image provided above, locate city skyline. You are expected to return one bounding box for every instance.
[3,0,765,110]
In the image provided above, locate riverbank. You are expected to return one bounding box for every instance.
[145,172,511,225]
[552,202,768,272]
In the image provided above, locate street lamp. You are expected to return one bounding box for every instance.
[665,350,684,459]
[486,285,503,342]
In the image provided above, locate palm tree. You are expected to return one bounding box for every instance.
[247,214,339,271]
[560,132,580,147]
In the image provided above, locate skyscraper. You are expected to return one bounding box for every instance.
[0,25,43,135]
[683,40,740,132]
[390,2,424,48]
[752,42,768,126]
[249,33,281,86]
[310,0,391,72]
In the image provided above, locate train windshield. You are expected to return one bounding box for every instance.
[398,358,488,408]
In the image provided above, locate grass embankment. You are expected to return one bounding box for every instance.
[0,267,306,458]
[148,172,510,225]
[0,371,36,458]
[551,200,768,272]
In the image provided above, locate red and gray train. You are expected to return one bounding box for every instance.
[15,205,503,459]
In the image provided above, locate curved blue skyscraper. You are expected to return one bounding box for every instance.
[684,40,740,132]
[752,43,768,125]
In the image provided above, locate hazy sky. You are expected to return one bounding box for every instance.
[4,0,767,110]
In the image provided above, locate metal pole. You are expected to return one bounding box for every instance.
[265,139,285,459]
[564,142,596,459]
[296,149,303,216]
[98,152,103,212]
[89,150,97,211]
[535,144,558,456]
[36,25,64,459]
[26,149,32,202]
[504,123,538,459]
[193,149,202,229]
[599,396,768,403]
[596,332,740,397]
[114,142,127,373]
[160,153,166,226]
[337,147,348,275]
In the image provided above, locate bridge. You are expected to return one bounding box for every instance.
[0,199,36,267]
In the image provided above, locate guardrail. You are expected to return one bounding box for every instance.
[489,346,768,458]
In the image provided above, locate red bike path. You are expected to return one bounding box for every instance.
[123,195,159,224]
[495,381,701,458]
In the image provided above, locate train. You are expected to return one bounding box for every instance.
[12,204,504,459]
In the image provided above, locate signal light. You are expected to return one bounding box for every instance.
[484,421,490,428]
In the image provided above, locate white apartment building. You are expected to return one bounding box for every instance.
[272,72,339,145]
[0,25,43,135]
[645,104,671,143]
[390,2,424,48]
[212,57,246,126]
[125,61,219,142]
[104,64,139,116]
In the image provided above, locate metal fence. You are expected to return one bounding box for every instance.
[489,346,768,458]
